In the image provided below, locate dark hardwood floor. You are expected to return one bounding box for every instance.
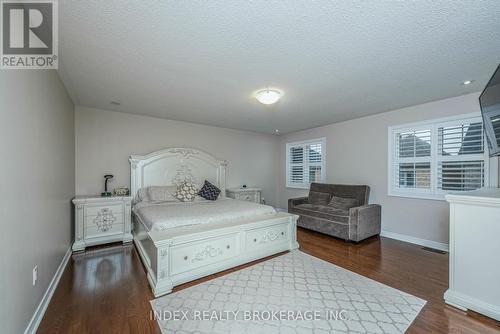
[38,228,500,333]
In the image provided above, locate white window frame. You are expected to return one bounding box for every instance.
[286,137,326,189]
[388,112,498,201]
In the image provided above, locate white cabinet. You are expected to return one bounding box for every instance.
[226,187,262,204]
[72,195,133,251]
[445,188,500,321]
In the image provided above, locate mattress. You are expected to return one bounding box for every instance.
[133,198,277,231]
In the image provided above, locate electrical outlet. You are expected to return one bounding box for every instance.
[33,265,38,286]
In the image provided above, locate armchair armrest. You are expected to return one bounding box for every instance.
[288,196,309,209]
[349,204,381,242]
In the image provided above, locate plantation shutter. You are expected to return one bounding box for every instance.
[286,139,325,188]
[289,146,304,184]
[394,129,431,190]
[437,122,485,191]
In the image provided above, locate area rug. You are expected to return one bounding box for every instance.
[151,250,426,333]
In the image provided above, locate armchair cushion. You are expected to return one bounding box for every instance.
[294,204,349,224]
[308,191,331,205]
[328,196,358,211]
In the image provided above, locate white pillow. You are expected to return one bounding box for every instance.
[135,187,150,203]
[193,195,208,202]
[148,186,178,202]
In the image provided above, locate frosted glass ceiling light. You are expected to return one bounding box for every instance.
[255,89,282,105]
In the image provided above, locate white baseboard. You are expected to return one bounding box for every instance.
[445,289,500,321]
[380,230,449,252]
[24,247,72,334]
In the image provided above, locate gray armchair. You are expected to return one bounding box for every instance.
[288,183,381,242]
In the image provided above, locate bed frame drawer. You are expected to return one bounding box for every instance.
[245,223,289,250]
[170,233,240,275]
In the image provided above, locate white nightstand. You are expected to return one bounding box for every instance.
[72,195,133,251]
[226,187,262,204]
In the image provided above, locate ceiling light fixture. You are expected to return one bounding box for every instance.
[255,89,282,105]
[462,80,474,85]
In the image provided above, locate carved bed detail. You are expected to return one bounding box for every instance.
[191,246,223,263]
[172,165,198,186]
[166,148,200,158]
[129,147,226,198]
[259,231,281,244]
[160,248,168,259]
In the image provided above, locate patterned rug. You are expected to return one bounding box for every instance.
[151,250,426,333]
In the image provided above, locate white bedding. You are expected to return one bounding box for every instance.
[133,198,277,231]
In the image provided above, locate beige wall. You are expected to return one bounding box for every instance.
[276,93,498,244]
[0,71,74,334]
[75,106,279,206]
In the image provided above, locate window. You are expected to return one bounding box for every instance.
[286,138,326,188]
[388,113,498,200]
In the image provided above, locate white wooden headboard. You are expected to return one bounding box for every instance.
[129,147,227,197]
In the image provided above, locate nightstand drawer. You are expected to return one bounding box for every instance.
[84,204,123,217]
[85,213,124,226]
[85,222,123,238]
[85,215,124,238]
[226,188,261,204]
[239,192,257,202]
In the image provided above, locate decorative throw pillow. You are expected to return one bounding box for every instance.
[174,182,198,202]
[328,196,358,211]
[148,186,178,202]
[197,180,221,201]
[308,191,331,205]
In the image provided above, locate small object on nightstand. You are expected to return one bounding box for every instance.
[72,195,133,252]
[101,174,114,197]
[113,187,130,196]
[242,184,247,189]
[226,187,262,204]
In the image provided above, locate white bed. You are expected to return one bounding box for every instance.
[134,197,277,231]
[130,147,299,297]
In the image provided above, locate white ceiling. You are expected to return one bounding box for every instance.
[58,1,500,134]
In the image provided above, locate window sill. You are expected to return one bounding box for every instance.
[286,185,310,190]
[388,191,447,201]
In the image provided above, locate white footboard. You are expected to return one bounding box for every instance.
[133,212,299,297]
